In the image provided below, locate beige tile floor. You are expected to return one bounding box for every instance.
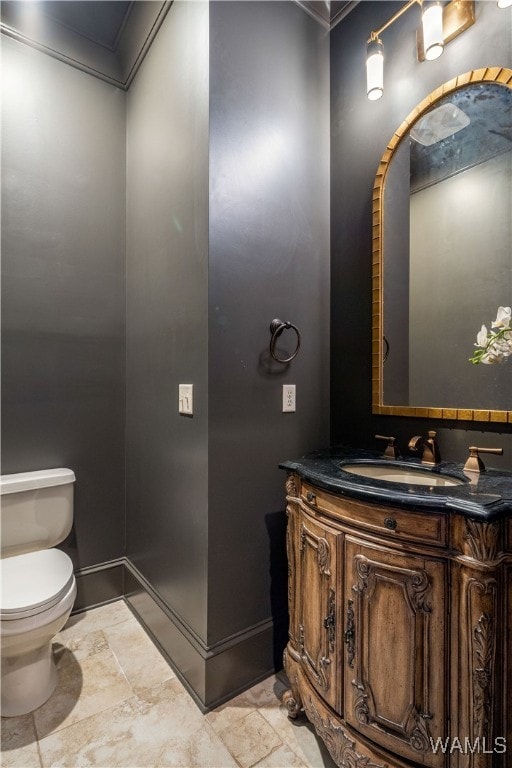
[1,600,336,768]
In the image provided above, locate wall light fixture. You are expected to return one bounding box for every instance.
[421,1,444,60]
[366,0,476,100]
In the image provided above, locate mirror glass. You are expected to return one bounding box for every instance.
[373,71,512,422]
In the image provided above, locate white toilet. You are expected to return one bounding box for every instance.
[0,468,77,717]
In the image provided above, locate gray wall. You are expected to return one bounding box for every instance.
[1,37,126,568]
[208,0,330,646]
[2,0,329,705]
[126,0,330,675]
[331,1,512,467]
[125,1,210,641]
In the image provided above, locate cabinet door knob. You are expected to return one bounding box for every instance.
[306,491,316,504]
[384,517,397,530]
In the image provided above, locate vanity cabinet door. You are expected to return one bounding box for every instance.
[343,538,447,768]
[296,511,343,713]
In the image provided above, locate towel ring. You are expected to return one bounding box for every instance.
[269,319,301,363]
[383,336,390,363]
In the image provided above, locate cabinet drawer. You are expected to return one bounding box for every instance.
[301,483,447,546]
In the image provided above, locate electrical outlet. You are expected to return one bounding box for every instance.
[282,384,296,413]
[179,384,193,415]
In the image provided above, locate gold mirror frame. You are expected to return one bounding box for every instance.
[372,67,512,424]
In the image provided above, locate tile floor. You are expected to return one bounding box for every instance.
[1,600,337,768]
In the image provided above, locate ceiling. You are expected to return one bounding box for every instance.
[296,1,359,28]
[0,1,172,90]
[0,1,357,90]
[40,1,133,51]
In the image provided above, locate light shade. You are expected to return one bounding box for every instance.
[366,38,384,101]
[497,0,512,7]
[410,103,470,146]
[422,1,444,60]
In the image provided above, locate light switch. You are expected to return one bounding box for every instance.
[179,384,193,415]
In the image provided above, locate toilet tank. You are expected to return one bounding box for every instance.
[0,469,75,558]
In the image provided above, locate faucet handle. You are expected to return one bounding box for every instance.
[375,434,399,460]
[464,446,503,474]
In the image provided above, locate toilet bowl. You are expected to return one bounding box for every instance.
[0,468,77,717]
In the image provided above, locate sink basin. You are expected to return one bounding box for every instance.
[340,463,464,487]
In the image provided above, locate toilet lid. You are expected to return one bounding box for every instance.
[0,549,75,619]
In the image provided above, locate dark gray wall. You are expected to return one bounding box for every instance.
[125,1,210,641]
[1,37,126,568]
[331,1,512,468]
[207,0,330,646]
[2,1,329,704]
[126,0,330,662]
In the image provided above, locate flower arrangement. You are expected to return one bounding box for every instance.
[470,306,512,364]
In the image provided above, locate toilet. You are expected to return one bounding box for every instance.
[0,468,77,717]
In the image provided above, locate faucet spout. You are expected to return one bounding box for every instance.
[408,430,441,465]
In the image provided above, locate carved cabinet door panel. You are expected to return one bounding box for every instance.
[343,538,447,767]
[297,511,343,713]
[285,495,301,652]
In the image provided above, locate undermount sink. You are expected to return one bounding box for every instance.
[340,463,465,487]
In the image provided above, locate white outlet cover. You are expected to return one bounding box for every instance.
[282,384,296,413]
[179,384,193,415]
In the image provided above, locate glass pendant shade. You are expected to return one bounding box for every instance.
[422,1,444,60]
[366,38,384,101]
[497,0,512,8]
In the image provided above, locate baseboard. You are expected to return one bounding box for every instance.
[72,558,287,710]
[73,559,125,612]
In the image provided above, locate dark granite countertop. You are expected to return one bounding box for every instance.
[280,445,512,522]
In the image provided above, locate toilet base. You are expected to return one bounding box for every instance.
[0,576,76,717]
[1,640,58,717]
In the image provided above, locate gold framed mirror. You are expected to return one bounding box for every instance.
[372,67,512,424]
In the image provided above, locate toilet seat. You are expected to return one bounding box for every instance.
[0,549,75,620]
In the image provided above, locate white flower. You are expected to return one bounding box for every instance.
[476,324,488,348]
[496,330,512,357]
[492,306,511,329]
[481,349,503,364]
[470,306,512,365]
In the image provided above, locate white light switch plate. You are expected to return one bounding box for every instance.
[179,384,193,415]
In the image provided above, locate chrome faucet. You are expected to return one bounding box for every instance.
[408,430,441,465]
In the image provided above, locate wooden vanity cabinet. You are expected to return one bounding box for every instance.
[282,473,511,768]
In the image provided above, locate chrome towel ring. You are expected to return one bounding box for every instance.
[269,319,301,363]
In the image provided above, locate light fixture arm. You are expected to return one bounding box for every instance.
[368,0,420,43]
